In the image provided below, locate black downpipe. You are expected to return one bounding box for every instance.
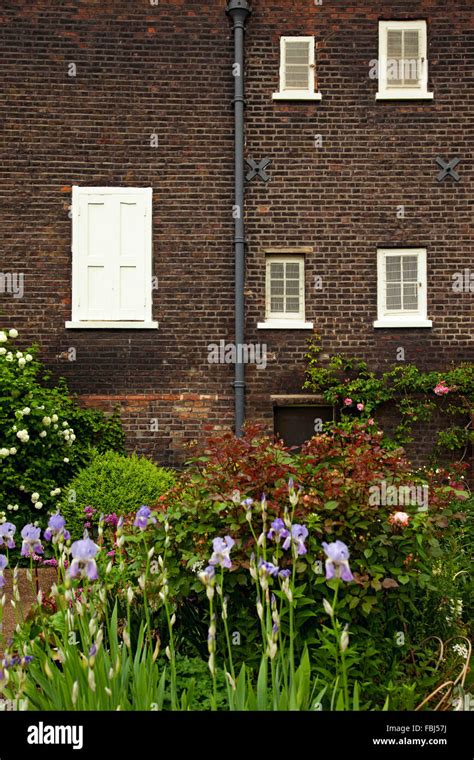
[226,0,251,437]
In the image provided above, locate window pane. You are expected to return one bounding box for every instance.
[403,256,418,281]
[403,31,420,85]
[403,283,418,310]
[386,256,401,281]
[386,30,403,86]
[285,65,309,89]
[285,41,310,64]
[386,283,402,311]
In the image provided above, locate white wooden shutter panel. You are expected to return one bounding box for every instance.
[72,188,151,323]
[76,193,115,321]
[115,194,148,321]
[283,39,312,92]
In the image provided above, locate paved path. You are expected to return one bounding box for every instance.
[1,568,56,653]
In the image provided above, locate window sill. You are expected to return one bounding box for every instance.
[376,90,434,100]
[373,319,432,329]
[272,92,322,101]
[257,320,314,330]
[65,321,159,329]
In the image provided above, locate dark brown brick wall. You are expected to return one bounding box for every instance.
[0,0,472,470]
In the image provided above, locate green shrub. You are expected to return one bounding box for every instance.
[61,450,176,538]
[0,328,124,526]
[148,422,471,651]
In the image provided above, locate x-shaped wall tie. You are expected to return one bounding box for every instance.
[436,157,461,182]
[245,157,271,183]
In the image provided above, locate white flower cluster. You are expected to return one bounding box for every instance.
[7,504,19,512]
[0,329,33,367]
[0,447,16,458]
[16,429,29,443]
[452,643,469,660]
[31,492,43,510]
[0,510,6,524]
[60,421,76,446]
[50,487,61,497]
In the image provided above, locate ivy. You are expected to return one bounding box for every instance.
[303,336,474,462]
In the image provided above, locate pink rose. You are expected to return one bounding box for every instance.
[389,511,410,527]
[368,418,375,426]
[343,398,352,406]
[357,403,364,411]
[434,382,451,396]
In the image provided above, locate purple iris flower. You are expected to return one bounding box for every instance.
[258,559,280,577]
[20,525,43,558]
[291,524,308,555]
[322,540,353,582]
[44,513,70,543]
[0,554,7,588]
[282,523,308,555]
[209,536,234,569]
[68,537,100,581]
[133,506,157,531]
[0,522,16,549]
[267,518,290,544]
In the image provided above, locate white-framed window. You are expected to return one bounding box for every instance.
[374,248,432,328]
[376,20,433,100]
[272,36,322,101]
[66,187,158,329]
[258,254,313,330]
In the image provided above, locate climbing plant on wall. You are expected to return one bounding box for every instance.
[303,336,474,462]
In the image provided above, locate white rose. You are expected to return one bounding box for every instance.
[18,358,26,368]
[35,502,43,510]
[13,504,19,511]
[63,421,68,427]
[0,448,9,457]
[22,407,31,415]
[26,354,33,362]
[15,352,23,359]
[39,431,47,438]
[63,457,70,463]
[0,331,7,343]
[16,429,29,442]
[8,329,18,338]
[31,492,39,502]
[51,414,58,423]
[53,424,58,430]
[42,416,51,426]
[9,447,16,455]
[0,347,6,355]
[5,353,13,362]
[19,484,25,491]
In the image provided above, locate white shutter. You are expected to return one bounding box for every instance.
[71,187,152,323]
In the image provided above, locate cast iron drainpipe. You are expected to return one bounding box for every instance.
[226,0,251,437]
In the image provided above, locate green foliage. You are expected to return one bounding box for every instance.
[147,423,470,657]
[0,328,124,526]
[60,451,176,538]
[303,335,474,458]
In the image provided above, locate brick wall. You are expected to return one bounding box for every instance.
[0,0,472,472]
